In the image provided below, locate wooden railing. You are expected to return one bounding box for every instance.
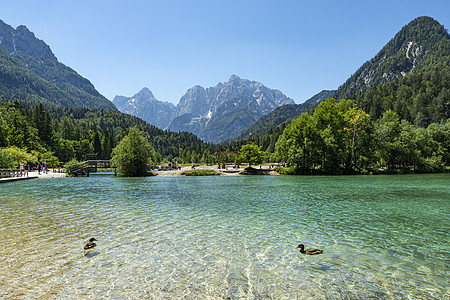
[0,169,23,178]
[66,160,116,176]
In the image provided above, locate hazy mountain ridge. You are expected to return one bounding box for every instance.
[113,88,175,129]
[114,75,295,143]
[0,19,117,111]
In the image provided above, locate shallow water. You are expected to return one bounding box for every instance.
[0,174,449,299]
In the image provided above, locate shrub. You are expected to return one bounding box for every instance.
[181,170,219,176]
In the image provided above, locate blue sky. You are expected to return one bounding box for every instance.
[1,0,449,104]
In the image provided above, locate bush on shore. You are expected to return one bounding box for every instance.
[181,169,219,176]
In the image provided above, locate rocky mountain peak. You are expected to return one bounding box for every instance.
[228,74,244,84]
[0,21,56,61]
[112,88,175,129]
[135,87,155,99]
[114,75,294,143]
[167,75,295,143]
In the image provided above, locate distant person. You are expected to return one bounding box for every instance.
[191,163,195,169]
[37,163,42,175]
[19,162,24,175]
[24,164,29,177]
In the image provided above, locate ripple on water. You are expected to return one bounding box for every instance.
[0,174,449,299]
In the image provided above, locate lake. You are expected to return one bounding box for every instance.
[0,174,449,299]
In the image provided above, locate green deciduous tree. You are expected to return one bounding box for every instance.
[275,112,321,170]
[0,148,14,168]
[2,146,37,166]
[111,126,157,176]
[239,142,265,168]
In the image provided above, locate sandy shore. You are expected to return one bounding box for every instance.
[27,170,67,179]
[154,165,279,176]
[154,165,243,176]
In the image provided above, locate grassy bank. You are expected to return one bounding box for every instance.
[181,170,220,176]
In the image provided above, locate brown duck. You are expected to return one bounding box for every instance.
[297,243,324,255]
[83,238,97,250]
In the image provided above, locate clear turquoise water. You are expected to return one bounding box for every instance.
[0,174,449,299]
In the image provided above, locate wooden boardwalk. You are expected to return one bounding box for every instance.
[66,160,116,176]
[0,176,38,183]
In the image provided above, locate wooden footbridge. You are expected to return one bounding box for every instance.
[66,160,116,176]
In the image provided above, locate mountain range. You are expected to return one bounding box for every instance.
[0,16,448,146]
[113,75,295,143]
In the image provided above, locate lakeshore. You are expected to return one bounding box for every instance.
[154,164,278,176]
[0,170,66,183]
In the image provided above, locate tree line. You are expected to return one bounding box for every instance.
[273,98,449,174]
[1,89,449,174]
[0,100,226,168]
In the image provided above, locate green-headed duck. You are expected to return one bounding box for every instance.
[297,243,324,255]
[84,238,97,250]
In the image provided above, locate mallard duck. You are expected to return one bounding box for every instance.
[84,238,97,250]
[297,243,324,255]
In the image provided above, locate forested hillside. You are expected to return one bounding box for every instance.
[0,20,117,111]
[349,68,449,126]
[335,16,450,99]
[0,100,219,167]
[236,90,335,140]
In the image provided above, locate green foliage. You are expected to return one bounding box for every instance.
[275,98,371,173]
[349,68,450,127]
[275,98,449,174]
[275,112,320,169]
[374,111,449,171]
[181,169,219,176]
[2,146,37,166]
[273,166,298,175]
[237,90,335,141]
[237,104,307,140]
[0,101,41,150]
[111,127,157,177]
[239,142,265,167]
[0,148,14,168]
[39,151,60,167]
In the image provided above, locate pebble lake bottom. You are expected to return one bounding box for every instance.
[0,174,448,299]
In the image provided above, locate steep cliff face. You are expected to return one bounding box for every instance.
[113,88,175,129]
[335,16,450,100]
[0,22,56,61]
[167,75,295,143]
[175,85,210,117]
[0,19,117,111]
